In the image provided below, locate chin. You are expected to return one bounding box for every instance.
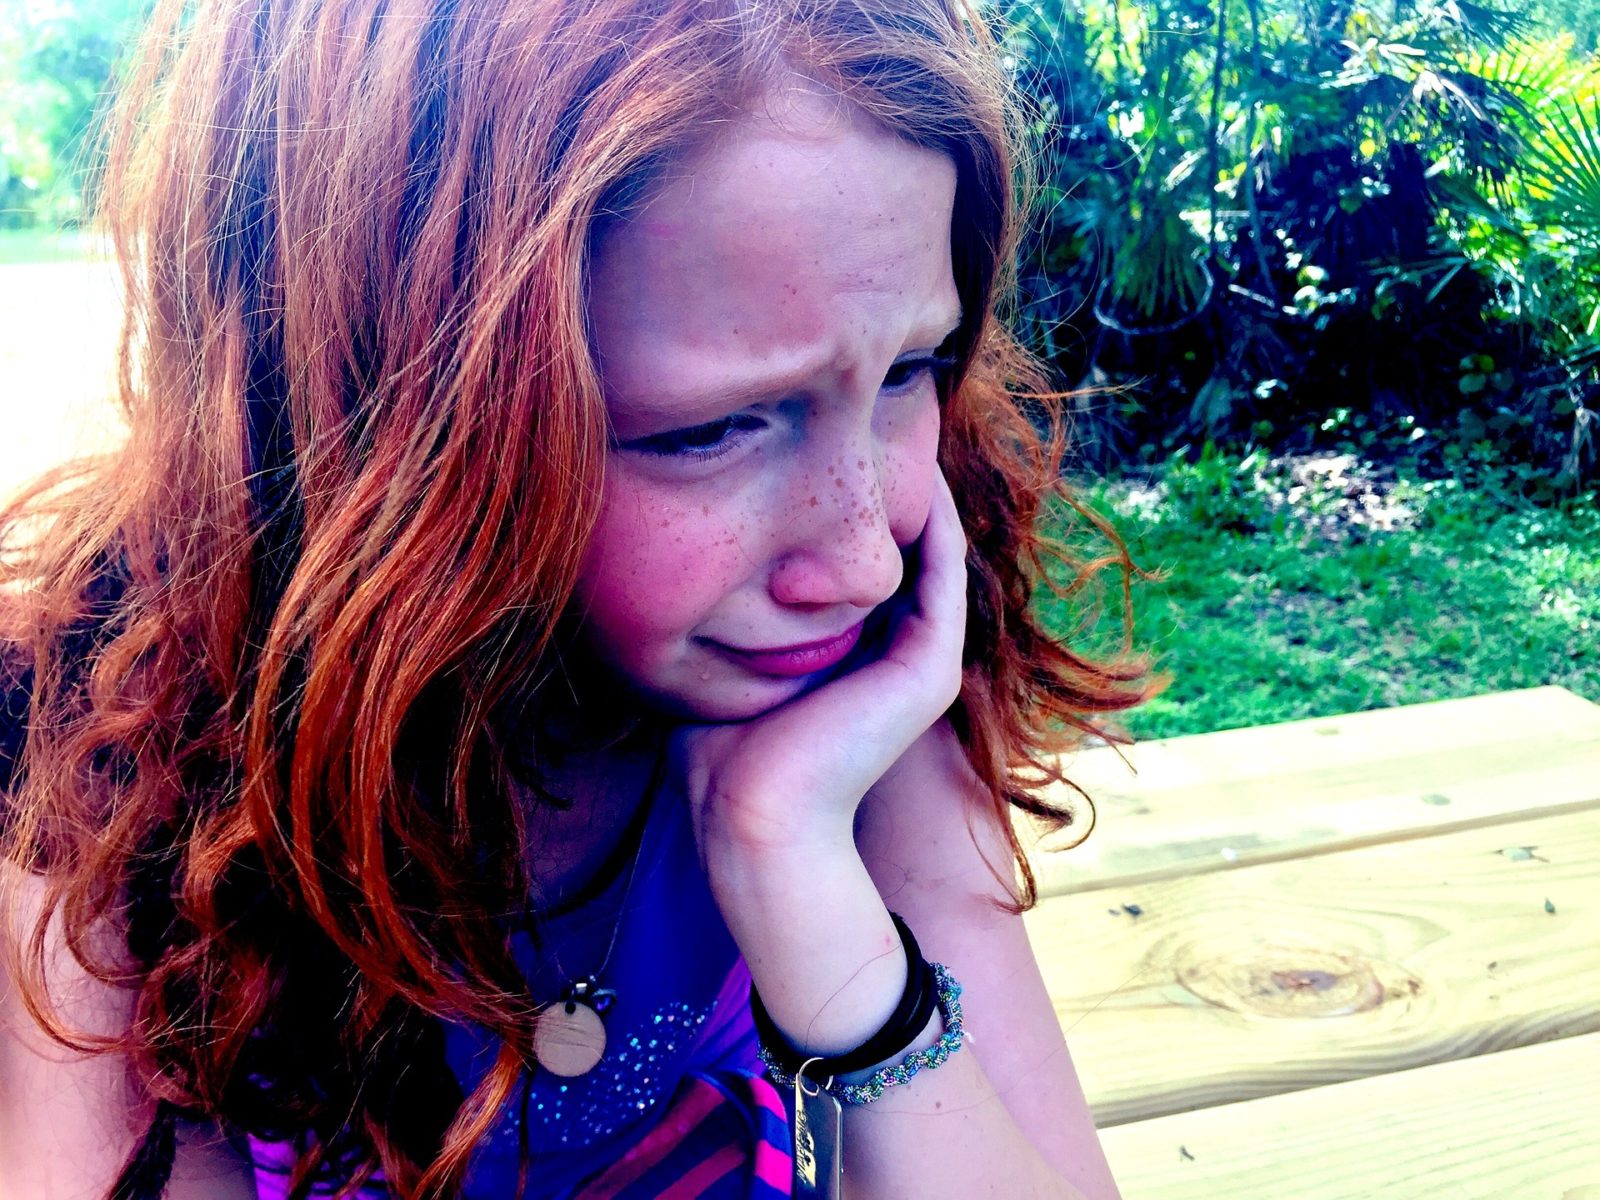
[627,674,811,725]
[672,687,802,725]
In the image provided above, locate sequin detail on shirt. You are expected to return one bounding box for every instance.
[495,1000,714,1151]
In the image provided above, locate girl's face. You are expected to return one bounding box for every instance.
[577,94,961,723]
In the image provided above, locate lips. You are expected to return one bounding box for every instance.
[713,621,865,679]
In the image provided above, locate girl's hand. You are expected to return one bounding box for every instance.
[675,466,969,872]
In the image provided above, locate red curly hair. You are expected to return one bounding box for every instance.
[0,0,1164,1195]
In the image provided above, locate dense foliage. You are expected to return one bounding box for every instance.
[1002,0,1600,491]
[0,0,149,229]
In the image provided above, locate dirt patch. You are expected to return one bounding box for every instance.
[1261,452,1418,539]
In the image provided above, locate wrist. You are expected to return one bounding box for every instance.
[703,854,906,1061]
[830,1007,944,1089]
[753,925,970,1108]
[751,912,931,1075]
[696,779,858,867]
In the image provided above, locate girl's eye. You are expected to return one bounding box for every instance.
[883,354,958,392]
[620,353,958,460]
[624,413,765,460]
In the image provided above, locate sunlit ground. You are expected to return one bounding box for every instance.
[1047,453,1600,739]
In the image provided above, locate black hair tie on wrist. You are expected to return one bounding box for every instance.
[749,912,940,1079]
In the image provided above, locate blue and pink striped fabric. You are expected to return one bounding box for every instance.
[249,1063,792,1199]
[570,1069,791,1199]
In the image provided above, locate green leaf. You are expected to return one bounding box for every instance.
[1528,99,1600,241]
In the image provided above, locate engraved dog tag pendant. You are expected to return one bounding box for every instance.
[791,1059,843,1199]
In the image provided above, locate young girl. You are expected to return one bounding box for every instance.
[0,1,1161,1197]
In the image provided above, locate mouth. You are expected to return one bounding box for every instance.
[711,621,866,679]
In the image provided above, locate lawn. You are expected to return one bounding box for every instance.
[1041,445,1600,740]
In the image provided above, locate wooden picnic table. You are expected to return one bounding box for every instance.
[1022,686,1600,1200]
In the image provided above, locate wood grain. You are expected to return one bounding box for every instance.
[1022,686,1600,896]
[1100,1031,1600,1200]
[1027,808,1600,1126]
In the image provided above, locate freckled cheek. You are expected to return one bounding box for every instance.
[573,483,749,654]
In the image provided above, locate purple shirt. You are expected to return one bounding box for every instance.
[252,789,760,1198]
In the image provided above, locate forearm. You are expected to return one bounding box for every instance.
[706,835,1088,1200]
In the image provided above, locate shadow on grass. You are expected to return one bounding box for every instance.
[1038,451,1600,740]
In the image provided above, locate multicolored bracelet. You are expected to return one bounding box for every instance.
[756,961,966,1106]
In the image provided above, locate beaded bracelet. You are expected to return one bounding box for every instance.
[757,962,966,1105]
[751,913,935,1078]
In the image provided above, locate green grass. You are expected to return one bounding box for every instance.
[1038,446,1600,740]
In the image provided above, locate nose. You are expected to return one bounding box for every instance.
[768,442,904,611]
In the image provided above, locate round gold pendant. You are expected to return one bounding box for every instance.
[533,1001,608,1077]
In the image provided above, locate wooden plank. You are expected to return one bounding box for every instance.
[1100,1032,1600,1200]
[1026,808,1600,1126]
[1022,686,1600,896]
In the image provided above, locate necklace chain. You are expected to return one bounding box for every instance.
[523,742,667,1001]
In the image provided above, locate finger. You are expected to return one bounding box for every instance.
[914,467,969,627]
[865,468,966,704]
[839,469,964,670]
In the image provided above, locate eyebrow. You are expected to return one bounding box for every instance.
[618,307,966,423]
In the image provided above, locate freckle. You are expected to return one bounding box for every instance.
[856,459,866,471]
[659,518,670,527]
[701,504,710,515]
[808,496,819,507]
[826,465,834,475]
[835,478,845,488]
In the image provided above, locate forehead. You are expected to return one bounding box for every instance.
[587,95,961,417]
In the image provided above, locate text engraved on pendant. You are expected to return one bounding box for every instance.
[796,1118,816,1186]
[791,1065,842,1199]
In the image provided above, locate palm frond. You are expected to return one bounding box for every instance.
[1528,98,1600,241]
[1097,209,1213,332]
[1467,35,1584,105]
[1428,0,1532,49]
